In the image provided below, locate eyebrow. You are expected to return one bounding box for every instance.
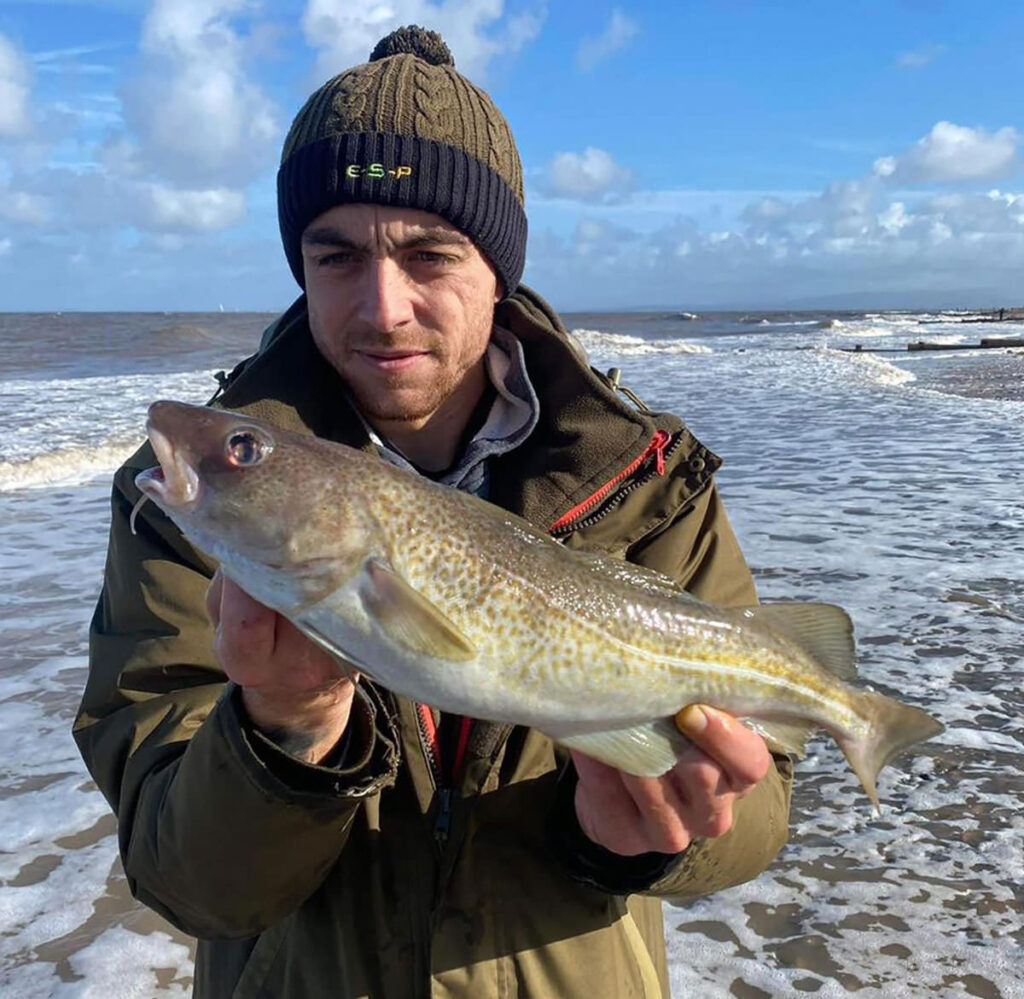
[301,226,472,252]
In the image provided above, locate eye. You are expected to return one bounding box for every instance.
[413,250,454,265]
[225,429,271,467]
[319,251,354,267]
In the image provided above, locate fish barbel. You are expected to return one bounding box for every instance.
[135,401,943,808]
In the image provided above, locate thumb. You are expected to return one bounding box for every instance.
[206,568,224,628]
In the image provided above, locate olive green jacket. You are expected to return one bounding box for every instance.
[74,287,792,998]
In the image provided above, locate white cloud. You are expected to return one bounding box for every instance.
[32,44,115,66]
[576,9,639,72]
[33,45,117,78]
[545,146,633,201]
[570,216,639,261]
[526,166,1024,308]
[874,121,1019,183]
[896,43,946,69]
[300,0,546,83]
[0,189,51,226]
[0,237,11,256]
[0,4,263,243]
[0,167,247,236]
[877,201,909,234]
[121,0,279,185]
[742,179,884,238]
[0,32,32,137]
[141,184,247,231]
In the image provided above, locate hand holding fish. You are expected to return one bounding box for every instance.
[206,569,359,764]
[571,705,772,855]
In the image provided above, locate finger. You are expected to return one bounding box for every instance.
[205,568,224,627]
[668,753,735,838]
[619,773,692,854]
[674,705,771,791]
[272,615,355,689]
[570,751,651,856]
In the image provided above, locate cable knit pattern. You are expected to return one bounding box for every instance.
[412,61,459,148]
[327,68,373,138]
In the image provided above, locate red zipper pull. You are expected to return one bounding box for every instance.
[651,430,669,476]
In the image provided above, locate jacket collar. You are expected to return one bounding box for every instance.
[213,286,714,538]
[216,294,373,451]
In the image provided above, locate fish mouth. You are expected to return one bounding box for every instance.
[134,425,200,508]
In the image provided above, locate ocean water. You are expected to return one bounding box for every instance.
[1,309,1022,997]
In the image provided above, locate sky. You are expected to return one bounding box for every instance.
[2,0,1024,311]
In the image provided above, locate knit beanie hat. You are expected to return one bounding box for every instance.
[278,25,527,297]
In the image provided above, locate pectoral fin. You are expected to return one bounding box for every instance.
[550,720,694,777]
[359,558,477,662]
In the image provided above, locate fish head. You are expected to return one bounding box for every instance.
[135,400,374,608]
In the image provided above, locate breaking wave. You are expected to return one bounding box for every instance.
[817,347,917,388]
[571,328,712,357]
[830,325,913,339]
[0,440,140,491]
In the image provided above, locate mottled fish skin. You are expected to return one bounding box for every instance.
[135,401,944,806]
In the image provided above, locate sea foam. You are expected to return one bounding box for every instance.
[570,328,712,357]
[0,441,142,491]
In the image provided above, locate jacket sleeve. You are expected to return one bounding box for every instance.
[73,451,399,939]
[551,477,793,899]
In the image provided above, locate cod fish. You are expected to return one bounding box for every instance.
[135,401,943,808]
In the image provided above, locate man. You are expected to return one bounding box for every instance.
[75,26,792,998]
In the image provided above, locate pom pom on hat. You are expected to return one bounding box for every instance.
[369,25,455,66]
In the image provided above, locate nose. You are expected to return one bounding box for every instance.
[355,258,415,332]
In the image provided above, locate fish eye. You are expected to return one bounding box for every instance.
[225,429,271,467]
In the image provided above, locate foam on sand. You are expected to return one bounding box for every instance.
[54,927,193,998]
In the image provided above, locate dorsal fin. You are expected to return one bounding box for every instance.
[744,601,857,679]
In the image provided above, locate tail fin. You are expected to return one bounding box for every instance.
[837,691,944,811]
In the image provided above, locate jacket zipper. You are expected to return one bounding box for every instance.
[549,430,683,537]
[415,703,472,846]
[416,703,441,785]
[434,788,453,844]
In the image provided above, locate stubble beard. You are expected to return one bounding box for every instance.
[312,306,494,425]
[348,369,458,424]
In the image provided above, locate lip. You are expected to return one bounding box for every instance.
[356,350,431,372]
[135,426,200,507]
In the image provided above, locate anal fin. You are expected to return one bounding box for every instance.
[739,717,817,759]
[550,720,693,777]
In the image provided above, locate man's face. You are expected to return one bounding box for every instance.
[301,204,500,427]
